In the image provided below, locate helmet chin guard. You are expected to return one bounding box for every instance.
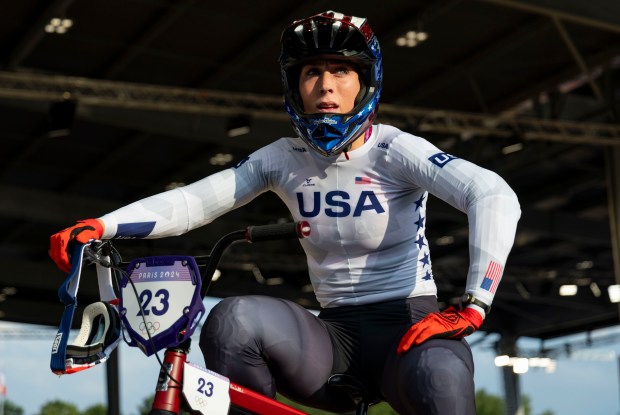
[280,10,382,156]
[62,302,121,374]
[51,241,121,375]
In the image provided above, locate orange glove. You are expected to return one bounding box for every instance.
[49,219,104,273]
[397,306,483,354]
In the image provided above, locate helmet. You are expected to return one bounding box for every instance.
[63,301,121,374]
[279,10,382,156]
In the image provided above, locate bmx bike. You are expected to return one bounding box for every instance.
[52,221,379,415]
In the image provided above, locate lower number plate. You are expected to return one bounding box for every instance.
[183,362,231,415]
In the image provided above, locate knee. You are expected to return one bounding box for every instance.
[384,341,475,415]
[199,296,276,397]
[200,297,257,352]
[414,345,474,399]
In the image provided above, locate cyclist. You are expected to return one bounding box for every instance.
[50,10,520,415]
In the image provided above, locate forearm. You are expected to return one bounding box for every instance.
[465,188,521,306]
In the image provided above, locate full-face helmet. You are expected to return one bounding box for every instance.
[279,11,383,156]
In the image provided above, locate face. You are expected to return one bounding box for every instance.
[298,58,361,114]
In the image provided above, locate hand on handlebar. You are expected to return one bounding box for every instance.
[397,306,483,354]
[49,219,104,273]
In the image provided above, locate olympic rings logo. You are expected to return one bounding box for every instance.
[139,321,161,334]
[194,395,208,408]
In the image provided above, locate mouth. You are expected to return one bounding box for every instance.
[316,102,339,113]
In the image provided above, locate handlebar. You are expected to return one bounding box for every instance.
[83,221,311,299]
[199,221,310,297]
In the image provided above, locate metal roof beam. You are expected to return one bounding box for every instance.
[479,0,620,34]
[0,71,619,145]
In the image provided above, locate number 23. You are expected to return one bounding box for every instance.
[136,289,170,316]
[197,378,214,397]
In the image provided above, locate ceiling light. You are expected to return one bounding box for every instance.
[45,17,73,34]
[494,355,510,367]
[395,28,429,48]
[165,182,186,190]
[209,153,234,166]
[590,282,601,297]
[576,260,593,270]
[1,287,16,295]
[559,284,578,296]
[501,143,524,155]
[227,115,251,137]
[608,284,620,303]
[512,358,529,374]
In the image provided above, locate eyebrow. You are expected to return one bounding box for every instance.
[302,59,357,68]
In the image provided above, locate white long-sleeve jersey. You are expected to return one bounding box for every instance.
[100,124,520,308]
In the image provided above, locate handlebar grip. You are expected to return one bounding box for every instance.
[245,221,311,242]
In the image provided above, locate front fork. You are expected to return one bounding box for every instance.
[149,340,191,415]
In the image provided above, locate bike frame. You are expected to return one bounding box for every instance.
[151,341,308,415]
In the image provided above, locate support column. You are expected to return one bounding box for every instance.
[605,147,620,320]
[497,334,524,415]
[106,347,120,415]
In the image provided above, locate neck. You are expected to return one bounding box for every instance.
[348,125,373,151]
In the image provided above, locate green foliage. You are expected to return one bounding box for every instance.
[37,400,112,415]
[136,395,154,415]
[474,389,555,415]
[23,388,553,415]
[81,404,107,415]
[276,394,337,415]
[39,400,80,415]
[276,393,398,415]
[3,400,24,415]
[368,402,398,414]
[476,389,505,415]
[135,394,190,415]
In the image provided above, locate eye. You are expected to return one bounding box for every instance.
[302,66,320,77]
[333,64,355,76]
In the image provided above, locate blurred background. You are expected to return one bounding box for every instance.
[1,1,620,414]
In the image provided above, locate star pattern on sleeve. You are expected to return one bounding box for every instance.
[414,192,433,282]
[414,194,425,211]
[415,215,425,231]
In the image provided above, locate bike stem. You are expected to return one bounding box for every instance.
[149,339,191,415]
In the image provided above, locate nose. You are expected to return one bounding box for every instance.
[318,71,334,94]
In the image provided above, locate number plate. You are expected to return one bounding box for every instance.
[183,362,231,415]
[119,256,204,355]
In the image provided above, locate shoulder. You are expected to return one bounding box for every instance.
[373,124,442,162]
[254,136,308,156]
[241,136,310,172]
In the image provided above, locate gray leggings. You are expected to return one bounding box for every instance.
[199,295,476,415]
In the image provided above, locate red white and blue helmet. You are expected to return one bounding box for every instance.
[279,11,383,156]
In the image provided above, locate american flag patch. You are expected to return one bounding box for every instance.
[480,260,503,293]
[355,176,371,184]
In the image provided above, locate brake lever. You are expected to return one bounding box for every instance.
[83,241,112,268]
